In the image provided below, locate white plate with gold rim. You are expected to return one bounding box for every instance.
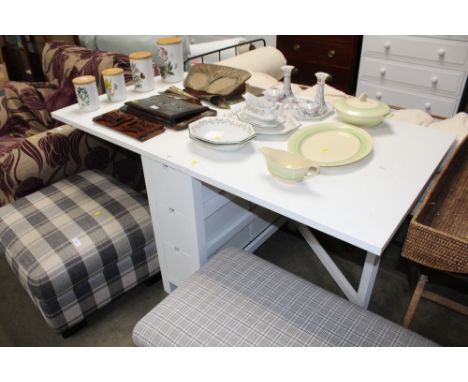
[189,117,256,145]
[288,122,374,166]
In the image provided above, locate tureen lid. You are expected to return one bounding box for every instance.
[333,93,390,118]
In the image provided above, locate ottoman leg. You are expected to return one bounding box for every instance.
[61,320,88,339]
[144,272,162,286]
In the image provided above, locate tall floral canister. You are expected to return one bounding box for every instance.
[129,51,155,92]
[72,75,100,112]
[156,37,184,83]
[102,67,127,102]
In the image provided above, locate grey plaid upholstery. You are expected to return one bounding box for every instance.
[133,248,435,347]
[0,170,159,333]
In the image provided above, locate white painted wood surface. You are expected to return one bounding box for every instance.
[52,78,456,302]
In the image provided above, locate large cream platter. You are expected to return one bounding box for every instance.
[288,122,374,166]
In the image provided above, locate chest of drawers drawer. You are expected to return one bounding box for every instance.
[277,35,362,94]
[357,35,468,117]
[359,57,466,95]
[363,36,468,68]
[357,81,458,117]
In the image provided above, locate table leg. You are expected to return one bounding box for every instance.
[141,157,207,293]
[296,223,381,309]
[355,252,381,309]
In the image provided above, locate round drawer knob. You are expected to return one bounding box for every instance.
[431,76,439,85]
[292,68,299,75]
[384,41,391,50]
[293,43,301,52]
[376,91,383,100]
[327,49,336,58]
[438,48,446,57]
[379,67,386,76]
[425,102,432,111]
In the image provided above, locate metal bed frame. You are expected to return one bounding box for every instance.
[184,38,266,67]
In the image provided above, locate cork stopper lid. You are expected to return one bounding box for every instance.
[156,37,182,45]
[129,51,152,60]
[72,75,96,85]
[102,67,124,77]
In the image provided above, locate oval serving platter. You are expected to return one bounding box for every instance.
[287,122,374,167]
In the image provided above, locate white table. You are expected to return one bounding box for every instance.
[52,78,456,308]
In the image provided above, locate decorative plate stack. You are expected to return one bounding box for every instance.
[237,93,300,136]
[188,117,256,151]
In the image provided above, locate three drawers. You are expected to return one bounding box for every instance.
[357,35,468,118]
[153,163,279,286]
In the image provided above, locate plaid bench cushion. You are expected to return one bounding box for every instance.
[133,248,436,347]
[0,170,159,332]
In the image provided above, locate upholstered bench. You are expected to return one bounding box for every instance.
[133,248,435,346]
[0,170,159,335]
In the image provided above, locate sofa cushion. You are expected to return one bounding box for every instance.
[41,41,134,112]
[133,248,436,347]
[0,170,155,302]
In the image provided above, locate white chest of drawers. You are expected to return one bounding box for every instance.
[356,35,468,118]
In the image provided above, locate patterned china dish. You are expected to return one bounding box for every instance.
[259,147,320,183]
[333,93,390,127]
[289,97,333,121]
[242,93,283,122]
[189,117,256,151]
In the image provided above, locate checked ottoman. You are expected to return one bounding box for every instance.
[0,170,159,334]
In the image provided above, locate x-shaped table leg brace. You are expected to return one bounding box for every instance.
[296,223,381,309]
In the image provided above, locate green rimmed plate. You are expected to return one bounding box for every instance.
[288,122,374,166]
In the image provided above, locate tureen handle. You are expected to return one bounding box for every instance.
[358,93,368,102]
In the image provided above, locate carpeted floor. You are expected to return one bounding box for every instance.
[0,221,467,346]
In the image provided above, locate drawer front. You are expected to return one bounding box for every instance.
[279,38,357,68]
[153,163,197,217]
[359,57,466,95]
[363,36,468,68]
[162,241,200,286]
[291,61,356,94]
[357,81,458,117]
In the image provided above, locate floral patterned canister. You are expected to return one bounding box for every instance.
[72,75,100,112]
[129,51,155,92]
[156,37,184,83]
[102,67,127,102]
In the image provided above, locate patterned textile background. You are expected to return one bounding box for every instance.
[0,41,155,207]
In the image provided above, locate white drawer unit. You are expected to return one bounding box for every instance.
[144,160,283,290]
[357,35,468,118]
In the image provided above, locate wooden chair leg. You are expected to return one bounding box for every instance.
[403,274,428,328]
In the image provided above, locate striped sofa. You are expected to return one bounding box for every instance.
[0,170,159,334]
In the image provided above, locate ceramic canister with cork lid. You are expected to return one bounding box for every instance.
[129,51,155,92]
[102,67,127,102]
[72,75,100,112]
[156,37,184,83]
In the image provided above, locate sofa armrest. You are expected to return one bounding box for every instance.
[0,125,144,207]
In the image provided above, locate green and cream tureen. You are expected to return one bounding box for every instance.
[333,93,390,127]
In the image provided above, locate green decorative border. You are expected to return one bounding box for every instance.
[288,122,374,166]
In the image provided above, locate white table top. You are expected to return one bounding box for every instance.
[52,78,456,255]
